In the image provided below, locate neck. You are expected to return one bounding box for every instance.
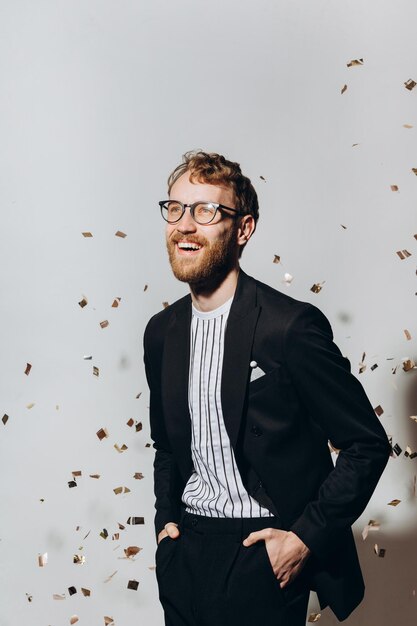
[189,265,239,312]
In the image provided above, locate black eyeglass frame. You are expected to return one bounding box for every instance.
[159,200,244,225]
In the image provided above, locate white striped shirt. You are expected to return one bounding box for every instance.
[181,296,274,518]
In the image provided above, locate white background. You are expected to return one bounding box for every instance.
[0,1,416,624]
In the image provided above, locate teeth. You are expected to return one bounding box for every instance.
[178,242,202,250]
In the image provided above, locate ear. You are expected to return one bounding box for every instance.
[236,215,256,249]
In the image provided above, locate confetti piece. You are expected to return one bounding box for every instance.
[111,297,121,308]
[404,446,413,457]
[82,232,93,237]
[282,272,293,286]
[136,421,143,432]
[104,571,118,584]
[370,363,378,371]
[68,586,77,596]
[100,320,109,329]
[260,175,266,181]
[68,480,77,488]
[374,544,386,557]
[403,358,416,371]
[273,255,281,264]
[412,168,417,176]
[404,79,416,91]
[374,405,384,417]
[404,329,412,340]
[133,472,144,480]
[410,416,417,423]
[93,366,99,377]
[308,613,321,623]
[341,84,347,94]
[25,593,33,602]
[162,301,169,309]
[117,522,126,530]
[362,519,380,540]
[136,392,142,399]
[53,593,66,600]
[359,352,366,374]
[347,58,364,67]
[403,124,413,128]
[100,529,109,540]
[24,363,32,375]
[81,588,91,597]
[388,499,401,506]
[396,249,412,259]
[352,143,360,147]
[78,297,88,308]
[114,443,128,453]
[96,428,109,441]
[127,418,134,427]
[124,546,141,558]
[390,185,399,192]
[112,533,120,540]
[38,553,48,567]
[73,554,85,565]
[70,616,79,625]
[115,230,127,238]
[83,530,91,540]
[72,471,82,478]
[2,414,9,426]
[145,442,151,447]
[128,579,139,591]
[83,355,92,360]
[126,517,144,525]
[114,486,131,495]
[310,281,325,294]
[341,224,347,229]
[26,403,35,409]
[392,443,402,456]
[104,617,115,625]
[89,474,100,479]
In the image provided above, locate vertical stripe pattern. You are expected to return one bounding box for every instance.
[181,298,274,518]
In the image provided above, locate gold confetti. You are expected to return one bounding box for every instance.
[127,579,139,591]
[81,588,91,597]
[104,571,118,584]
[347,58,364,67]
[93,366,99,377]
[100,528,109,539]
[374,544,386,557]
[260,175,266,181]
[403,358,416,371]
[115,230,127,238]
[114,486,131,495]
[133,472,144,480]
[26,593,33,602]
[114,443,128,453]
[341,84,347,94]
[83,530,91,540]
[388,499,401,506]
[410,416,417,423]
[403,124,413,128]
[24,363,32,375]
[374,405,384,417]
[124,546,141,558]
[127,418,134,427]
[72,471,82,478]
[126,516,144,525]
[390,185,399,192]
[352,143,360,147]
[68,586,77,596]
[362,519,380,540]
[100,320,109,328]
[26,402,35,409]
[341,224,347,229]
[82,232,93,237]
[404,329,412,340]
[96,427,109,441]
[273,255,281,264]
[396,249,412,259]
[162,301,169,309]
[136,392,142,399]
[308,613,321,623]
[73,554,85,565]
[412,168,417,176]
[70,616,79,625]
[111,297,121,308]
[2,414,9,426]
[404,78,416,91]
[359,352,366,374]
[53,593,66,600]
[83,355,92,360]
[104,617,115,625]
[89,474,100,479]
[78,297,88,308]
[38,553,48,567]
[310,281,325,294]
[112,533,120,540]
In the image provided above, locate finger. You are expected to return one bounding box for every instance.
[242,529,271,546]
[165,522,180,538]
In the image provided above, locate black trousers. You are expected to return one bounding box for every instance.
[155,508,312,626]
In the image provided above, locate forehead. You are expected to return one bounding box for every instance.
[169,171,235,205]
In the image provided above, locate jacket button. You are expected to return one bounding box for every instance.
[250,425,262,436]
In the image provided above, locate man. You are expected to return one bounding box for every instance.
[143,150,391,626]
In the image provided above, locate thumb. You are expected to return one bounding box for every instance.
[165,522,180,538]
[242,529,267,547]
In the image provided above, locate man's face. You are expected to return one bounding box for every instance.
[165,172,240,287]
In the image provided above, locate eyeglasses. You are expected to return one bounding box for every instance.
[159,200,243,225]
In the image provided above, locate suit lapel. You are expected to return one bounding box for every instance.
[221,270,261,451]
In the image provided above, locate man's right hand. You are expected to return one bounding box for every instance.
[157,522,180,545]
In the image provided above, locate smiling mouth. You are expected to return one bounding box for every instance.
[176,242,203,253]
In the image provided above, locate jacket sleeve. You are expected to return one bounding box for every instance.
[286,304,392,560]
[143,319,182,541]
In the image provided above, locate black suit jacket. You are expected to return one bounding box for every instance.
[143,269,391,621]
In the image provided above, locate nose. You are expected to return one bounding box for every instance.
[176,206,197,234]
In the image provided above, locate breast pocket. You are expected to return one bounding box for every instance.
[248,365,282,396]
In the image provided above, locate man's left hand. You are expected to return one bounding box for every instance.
[242,529,311,588]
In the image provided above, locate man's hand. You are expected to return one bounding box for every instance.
[242,529,310,588]
[157,522,181,545]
